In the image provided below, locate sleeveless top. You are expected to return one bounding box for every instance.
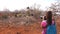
[46,20,57,34]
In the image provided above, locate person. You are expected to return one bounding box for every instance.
[46,11,57,34]
[41,16,47,34]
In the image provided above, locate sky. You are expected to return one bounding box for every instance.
[0,0,57,11]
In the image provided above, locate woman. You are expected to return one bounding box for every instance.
[41,16,47,34]
[46,11,57,34]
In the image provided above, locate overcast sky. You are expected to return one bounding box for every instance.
[0,0,57,11]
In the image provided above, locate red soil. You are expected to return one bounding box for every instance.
[0,18,60,34]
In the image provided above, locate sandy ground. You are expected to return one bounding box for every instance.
[0,17,60,34]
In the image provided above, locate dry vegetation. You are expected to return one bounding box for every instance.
[0,7,60,34]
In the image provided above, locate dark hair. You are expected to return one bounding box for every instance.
[44,16,46,20]
[46,11,52,25]
[40,16,43,19]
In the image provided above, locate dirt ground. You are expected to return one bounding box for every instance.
[0,17,60,34]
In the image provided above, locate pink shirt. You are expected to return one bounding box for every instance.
[41,20,55,34]
[41,20,47,34]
